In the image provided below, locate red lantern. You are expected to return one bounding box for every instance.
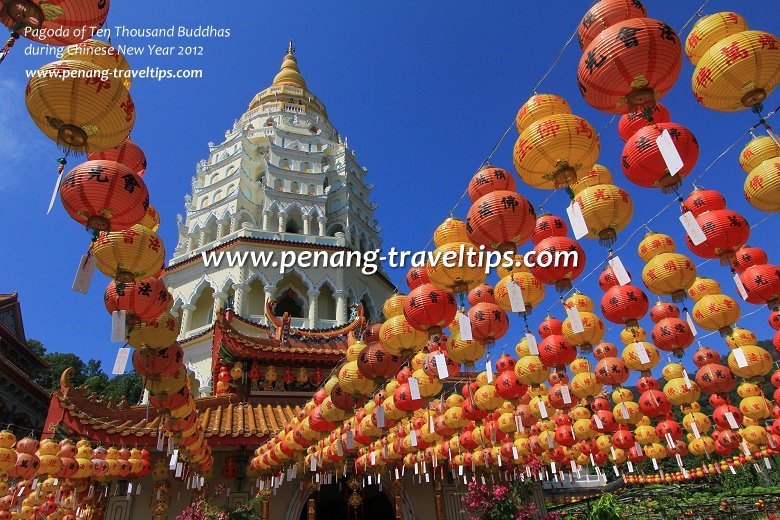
[248,361,261,380]
[406,266,430,290]
[600,285,649,326]
[613,428,635,450]
[60,160,149,232]
[495,354,516,373]
[131,344,183,377]
[651,317,694,354]
[467,166,516,202]
[539,316,563,338]
[598,265,626,291]
[422,351,460,379]
[578,18,683,114]
[394,383,424,412]
[593,342,619,359]
[538,335,577,369]
[577,0,648,50]
[621,123,699,191]
[731,246,769,273]
[740,264,780,308]
[468,284,496,306]
[104,277,171,323]
[495,371,527,399]
[594,357,630,386]
[88,137,147,176]
[770,310,780,331]
[618,103,671,141]
[403,283,457,335]
[650,301,679,322]
[695,363,736,395]
[466,190,536,252]
[638,389,671,417]
[468,302,509,342]
[713,404,743,429]
[692,347,721,367]
[358,343,402,381]
[531,214,568,245]
[686,209,750,263]
[529,237,586,292]
[682,189,727,216]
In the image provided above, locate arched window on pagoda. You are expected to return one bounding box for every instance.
[191,286,215,330]
[274,289,304,319]
[318,284,336,321]
[246,279,265,319]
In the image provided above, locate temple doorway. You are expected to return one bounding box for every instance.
[297,482,394,520]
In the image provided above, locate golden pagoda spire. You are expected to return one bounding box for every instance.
[271,39,307,89]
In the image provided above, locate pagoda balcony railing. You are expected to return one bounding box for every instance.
[247,315,340,330]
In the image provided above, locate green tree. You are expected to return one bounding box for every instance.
[34,352,87,391]
[26,339,45,357]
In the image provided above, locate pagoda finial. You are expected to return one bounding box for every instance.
[271,39,307,89]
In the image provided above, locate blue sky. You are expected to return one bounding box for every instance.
[1,0,778,375]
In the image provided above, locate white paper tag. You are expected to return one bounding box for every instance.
[376,406,385,428]
[458,313,473,341]
[682,468,689,479]
[47,169,64,214]
[169,450,179,470]
[410,429,418,447]
[729,465,737,474]
[550,461,556,474]
[156,431,164,452]
[634,342,650,364]
[111,310,126,343]
[685,311,698,336]
[72,254,96,294]
[567,203,589,240]
[593,414,604,430]
[613,465,620,476]
[370,452,376,466]
[742,442,752,456]
[765,458,772,469]
[620,402,630,419]
[310,456,317,472]
[175,462,183,478]
[346,431,354,449]
[486,356,494,383]
[652,458,659,470]
[734,273,749,300]
[691,421,701,439]
[680,212,707,245]
[627,461,634,473]
[565,305,584,333]
[656,129,684,175]
[682,369,691,389]
[537,400,548,418]
[725,411,739,429]
[526,333,539,355]
[733,347,748,368]
[408,377,421,400]
[515,414,524,432]
[676,454,684,467]
[112,347,131,375]
[433,353,449,379]
[512,447,519,460]
[507,281,526,313]
[608,256,631,286]
[560,385,572,404]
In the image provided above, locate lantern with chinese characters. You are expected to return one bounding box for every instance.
[446,332,486,367]
[25,59,135,153]
[127,311,179,349]
[577,17,683,114]
[601,285,649,327]
[104,277,171,324]
[467,166,516,201]
[573,182,634,245]
[379,315,428,356]
[692,293,741,335]
[529,236,586,292]
[60,160,149,232]
[466,189,536,252]
[621,122,699,192]
[403,284,456,336]
[618,103,671,141]
[92,224,165,283]
[494,271,546,315]
[744,158,780,213]
[639,233,697,302]
[515,93,571,133]
[689,12,780,111]
[685,208,750,264]
[577,0,648,50]
[468,302,509,343]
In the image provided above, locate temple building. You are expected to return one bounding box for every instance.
[0,293,50,437]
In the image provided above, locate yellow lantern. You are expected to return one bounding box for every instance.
[515,94,571,134]
[570,164,614,195]
[740,136,780,173]
[613,401,642,425]
[412,369,442,397]
[139,205,161,231]
[740,396,771,420]
[494,272,546,314]
[474,385,503,411]
[745,159,780,212]
[663,378,701,406]
[637,232,677,262]
[345,341,366,362]
[427,242,487,293]
[728,345,773,379]
[726,327,757,349]
[692,29,780,111]
[573,184,633,245]
[642,253,697,301]
[566,293,594,312]
[382,294,406,319]
[433,217,470,248]
[570,371,602,399]
[146,367,187,396]
[92,224,165,283]
[61,40,133,90]
[513,113,600,189]
[622,342,660,373]
[692,294,741,334]
[688,436,716,457]
[688,277,722,301]
[514,355,549,386]
[25,60,136,153]
[446,332,486,366]
[337,361,375,396]
[563,311,604,351]
[685,12,749,65]
[379,315,427,355]
[127,311,179,349]
[620,326,647,345]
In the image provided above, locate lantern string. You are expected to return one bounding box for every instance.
[678,0,712,32]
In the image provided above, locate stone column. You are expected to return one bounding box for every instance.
[303,215,311,235]
[307,289,319,328]
[334,290,348,325]
[213,291,227,317]
[262,211,270,231]
[317,216,326,236]
[232,283,247,315]
[230,214,239,233]
[180,304,196,335]
[217,218,229,239]
[278,212,286,233]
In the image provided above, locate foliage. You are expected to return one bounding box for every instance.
[461,480,561,520]
[28,338,144,405]
[176,485,270,520]
[587,493,621,520]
